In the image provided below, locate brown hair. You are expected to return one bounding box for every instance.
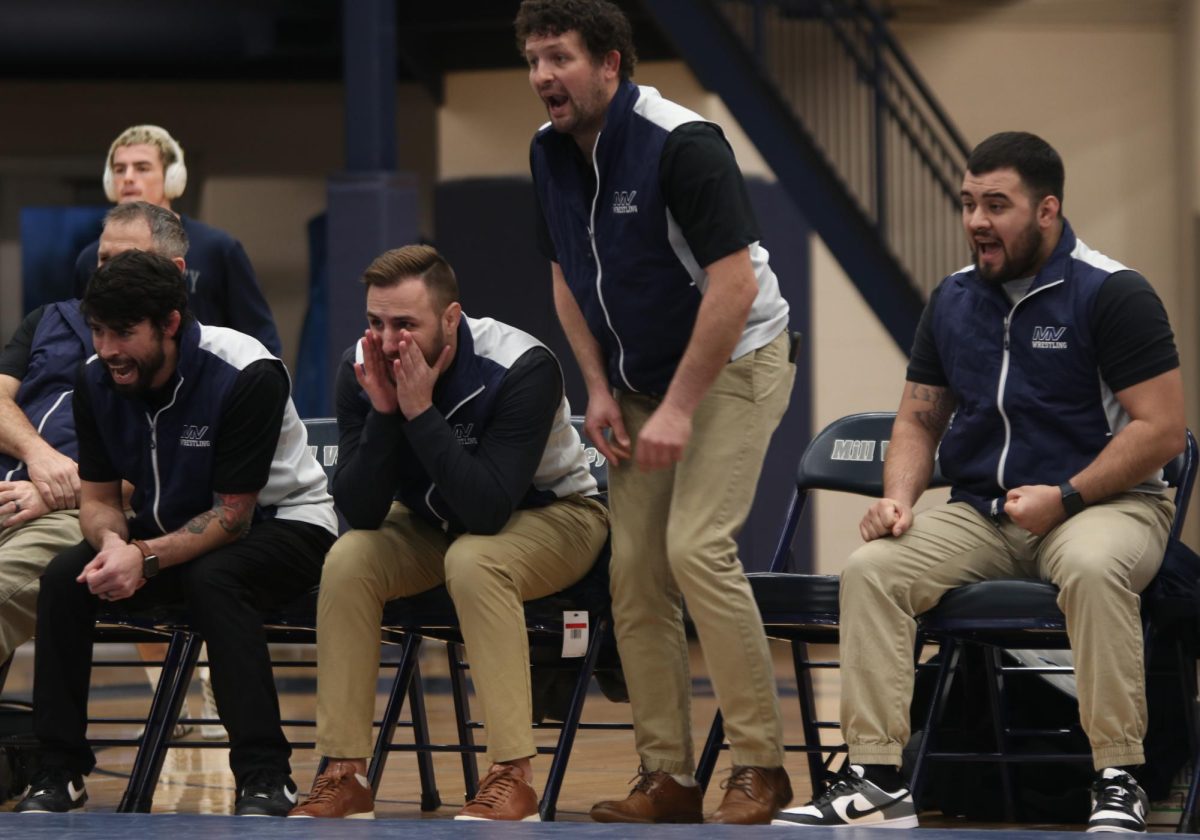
[515,0,637,81]
[361,245,459,312]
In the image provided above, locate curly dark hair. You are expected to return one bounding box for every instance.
[83,249,190,333]
[515,0,637,80]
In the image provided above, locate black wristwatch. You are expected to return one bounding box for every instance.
[133,539,160,580]
[1059,481,1086,518]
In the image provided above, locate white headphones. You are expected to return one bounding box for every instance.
[102,125,188,203]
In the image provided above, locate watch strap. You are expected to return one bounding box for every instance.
[132,539,154,558]
[1059,481,1086,518]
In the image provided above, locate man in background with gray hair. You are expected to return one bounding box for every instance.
[0,201,186,667]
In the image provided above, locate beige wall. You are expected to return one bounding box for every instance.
[438,61,770,180]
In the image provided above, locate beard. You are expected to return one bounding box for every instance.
[545,82,608,140]
[107,343,168,396]
[974,219,1044,286]
[423,322,448,368]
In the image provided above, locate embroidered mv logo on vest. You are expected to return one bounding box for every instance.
[1031,326,1068,350]
[612,190,638,215]
[454,423,478,446]
[185,268,201,293]
[179,425,211,448]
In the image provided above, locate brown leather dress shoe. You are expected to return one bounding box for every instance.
[707,765,793,824]
[287,761,375,819]
[456,764,541,821]
[590,767,703,823]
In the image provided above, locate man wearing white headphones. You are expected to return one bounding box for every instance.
[72,125,282,356]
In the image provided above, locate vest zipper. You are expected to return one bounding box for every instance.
[147,376,186,534]
[993,279,1064,491]
[586,131,637,392]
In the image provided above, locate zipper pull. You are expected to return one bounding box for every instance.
[1003,315,1010,350]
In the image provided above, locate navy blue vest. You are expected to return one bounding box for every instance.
[931,221,1133,515]
[1,301,91,481]
[531,81,704,394]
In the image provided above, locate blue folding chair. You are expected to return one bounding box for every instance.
[909,431,1198,826]
[695,411,946,795]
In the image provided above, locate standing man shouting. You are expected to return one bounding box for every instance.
[74,124,282,355]
[518,0,796,825]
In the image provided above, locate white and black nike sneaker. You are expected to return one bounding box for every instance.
[1088,768,1148,833]
[234,772,299,817]
[14,767,88,813]
[772,764,918,829]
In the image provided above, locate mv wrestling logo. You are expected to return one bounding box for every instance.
[179,425,211,448]
[612,190,638,215]
[454,423,478,446]
[1031,326,1068,350]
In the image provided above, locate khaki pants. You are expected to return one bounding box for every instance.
[0,510,81,662]
[840,493,1173,770]
[315,494,608,764]
[608,329,795,773]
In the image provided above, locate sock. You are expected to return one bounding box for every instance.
[859,763,903,791]
[671,773,698,787]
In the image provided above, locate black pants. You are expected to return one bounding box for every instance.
[33,518,332,786]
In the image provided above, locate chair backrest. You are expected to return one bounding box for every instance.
[571,416,608,494]
[302,417,339,489]
[795,411,949,497]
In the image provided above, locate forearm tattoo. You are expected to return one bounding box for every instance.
[909,383,955,434]
[183,495,254,539]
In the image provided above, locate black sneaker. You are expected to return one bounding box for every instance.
[1088,768,1148,833]
[772,764,918,828]
[234,772,299,817]
[14,768,88,813]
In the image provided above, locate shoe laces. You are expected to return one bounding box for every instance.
[303,768,354,807]
[812,769,866,807]
[720,766,767,802]
[1091,773,1139,812]
[628,765,658,793]
[468,765,521,810]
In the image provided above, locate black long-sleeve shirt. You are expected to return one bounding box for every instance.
[332,345,562,535]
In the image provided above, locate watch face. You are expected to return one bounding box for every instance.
[143,554,160,579]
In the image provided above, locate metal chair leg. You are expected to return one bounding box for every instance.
[406,659,442,811]
[539,614,609,821]
[982,645,1017,822]
[366,634,423,795]
[696,711,725,792]
[119,631,201,813]
[909,638,961,805]
[448,642,480,800]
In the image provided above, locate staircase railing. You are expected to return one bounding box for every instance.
[717,0,970,298]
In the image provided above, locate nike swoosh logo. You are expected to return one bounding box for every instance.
[844,795,905,820]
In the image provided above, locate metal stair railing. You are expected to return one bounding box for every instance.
[718,0,970,299]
